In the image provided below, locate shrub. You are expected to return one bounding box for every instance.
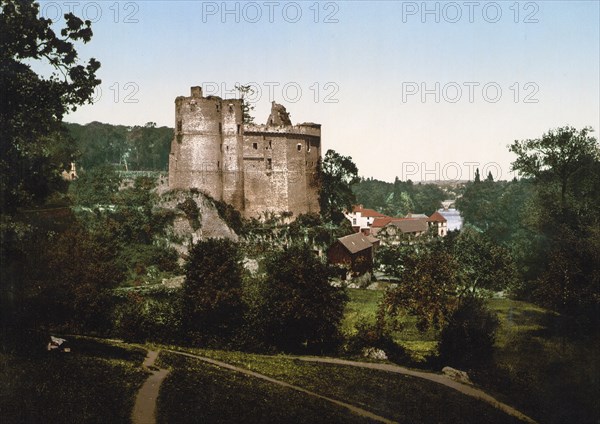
[181,238,245,346]
[258,244,348,353]
[438,297,499,369]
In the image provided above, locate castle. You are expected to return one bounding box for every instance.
[168,86,321,219]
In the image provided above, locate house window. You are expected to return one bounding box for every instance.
[252,142,258,150]
[297,143,302,151]
[266,158,272,170]
[353,218,357,225]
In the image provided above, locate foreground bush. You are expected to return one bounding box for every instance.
[257,244,348,353]
[439,296,499,368]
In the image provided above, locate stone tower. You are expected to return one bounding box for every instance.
[168,86,321,220]
[168,86,244,210]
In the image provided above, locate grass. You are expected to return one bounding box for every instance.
[0,333,147,424]
[159,347,522,424]
[343,288,438,362]
[343,289,600,424]
[156,352,375,424]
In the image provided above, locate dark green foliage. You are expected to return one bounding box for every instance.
[211,197,245,235]
[258,244,348,353]
[182,239,245,345]
[438,297,499,368]
[69,164,123,207]
[113,290,182,343]
[346,319,411,364]
[177,197,201,230]
[0,0,101,212]
[23,225,124,333]
[64,121,173,171]
[353,177,447,217]
[319,149,360,223]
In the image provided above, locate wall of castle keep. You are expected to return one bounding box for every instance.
[168,87,321,219]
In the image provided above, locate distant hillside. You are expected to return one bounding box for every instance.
[352,178,449,217]
[65,121,173,171]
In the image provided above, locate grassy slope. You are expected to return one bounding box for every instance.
[344,289,600,424]
[0,335,147,424]
[159,348,522,424]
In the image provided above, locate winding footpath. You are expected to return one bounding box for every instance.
[131,350,170,424]
[295,356,537,424]
[130,347,537,424]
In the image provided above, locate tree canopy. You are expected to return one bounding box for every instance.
[0,0,101,211]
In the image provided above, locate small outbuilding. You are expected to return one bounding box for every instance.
[327,232,377,276]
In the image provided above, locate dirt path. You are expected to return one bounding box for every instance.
[131,350,170,424]
[165,349,396,424]
[295,357,537,424]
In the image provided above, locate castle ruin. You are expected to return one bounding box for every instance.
[168,86,321,219]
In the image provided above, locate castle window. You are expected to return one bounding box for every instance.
[237,124,241,134]
[307,141,311,152]
[269,140,272,149]
[266,158,272,170]
[218,123,222,133]
[177,120,182,132]
[229,104,234,113]
[297,143,302,151]
[217,161,220,169]
[226,145,229,151]
[252,142,258,150]
[220,143,223,152]
[216,103,220,112]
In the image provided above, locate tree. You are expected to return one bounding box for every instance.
[509,126,599,217]
[235,84,255,124]
[319,149,360,223]
[259,244,347,353]
[474,168,481,183]
[181,239,245,345]
[0,0,101,212]
[510,127,600,321]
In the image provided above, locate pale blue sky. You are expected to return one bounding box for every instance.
[38,1,600,181]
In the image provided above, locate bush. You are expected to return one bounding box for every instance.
[346,319,410,364]
[438,297,499,369]
[113,291,181,343]
[181,238,245,346]
[258,244,348,353]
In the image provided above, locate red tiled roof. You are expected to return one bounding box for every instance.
[427,211,447,222]
[371,217,393,228]
[352,205,387,218]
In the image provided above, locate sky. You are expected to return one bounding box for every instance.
[37,0,600,182]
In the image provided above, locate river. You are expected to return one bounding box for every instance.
[437,208,463,231]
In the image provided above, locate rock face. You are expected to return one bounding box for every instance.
[160,189,238,261]
[442,366,473,385]
[168,86,321,219]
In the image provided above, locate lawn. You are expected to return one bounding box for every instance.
[159,347,523,424]
[343,289,600,424]
[0,333,148,424]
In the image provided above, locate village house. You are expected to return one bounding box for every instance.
[344,205,387,234]
[327,232,377,277]
[427,211,448,237]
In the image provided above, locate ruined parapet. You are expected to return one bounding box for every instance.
[266,101,292,126]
